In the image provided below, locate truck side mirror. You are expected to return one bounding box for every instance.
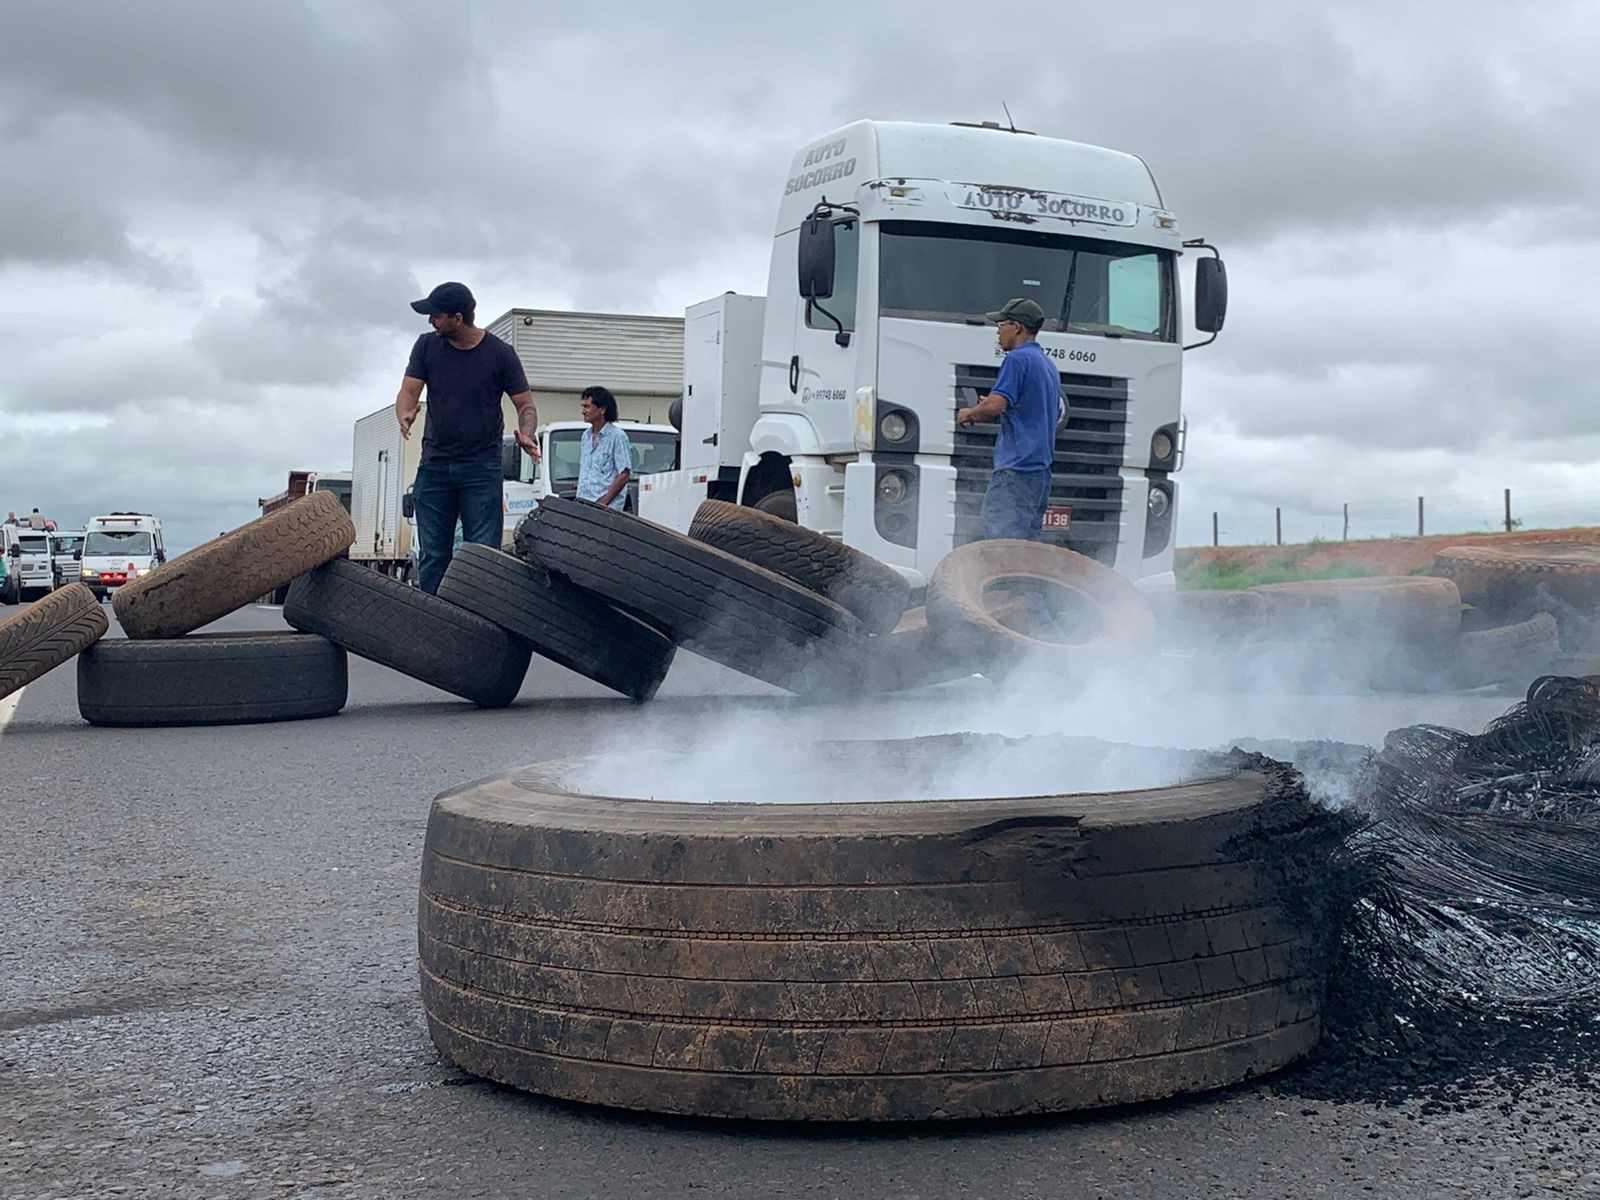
[402,489,415,519]
[797,214,836,299]
[1195,257,1228,333]
[73,549,82,560]
[6,544,19,558]
[501,437,522,482]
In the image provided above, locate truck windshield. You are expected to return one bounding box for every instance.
[18,536,48,554]
[316,481,353,513]
[879,220,1175,341]
[51,536,83,555]
[85,530,153,556]
[548,429,678,489]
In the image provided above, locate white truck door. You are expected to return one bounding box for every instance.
[792,217,861,455]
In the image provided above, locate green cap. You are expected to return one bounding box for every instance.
[985,297,1045,329]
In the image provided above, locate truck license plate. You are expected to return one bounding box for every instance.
[1042,506,1073,530]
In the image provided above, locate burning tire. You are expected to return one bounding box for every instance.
[688,499,910,634]
[925,540,1156,675]
[77,632,346,726]
[1433,543,1600,638]
[418,736,1336,1121]
[515,497,862,694]
[285,558,529,708]
[1251,576,1462,643]
[438,545,674,703]
[0,584,108,701]
[113,492,355,639]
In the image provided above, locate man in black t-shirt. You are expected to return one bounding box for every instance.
[397,281,540,594]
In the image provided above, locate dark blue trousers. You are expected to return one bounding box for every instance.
[413,460,503,594]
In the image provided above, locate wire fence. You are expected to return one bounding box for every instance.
[1191,487,1600,548]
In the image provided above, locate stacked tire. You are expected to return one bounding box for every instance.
[78,493,358,726]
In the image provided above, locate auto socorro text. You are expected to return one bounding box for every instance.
[785,139,856,195]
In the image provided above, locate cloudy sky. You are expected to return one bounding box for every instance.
[4,0,1596,550]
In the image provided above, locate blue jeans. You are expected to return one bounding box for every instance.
[981,468,1052,541]
[413,460,503,594]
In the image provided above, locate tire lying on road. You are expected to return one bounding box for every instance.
[1250,576,1462,644]
[0,584,108,701]
[1434,542,1600,631]
[438,544,674,703]
[688,499,910,634]
[925,540,1156,676]
[113,492,356,639]
[418,737,1336,1121]
[77,632,347,726]
[515,497,861,694]
[285,557,530,708]
[1147,589,1267,649]
[1435,612,1560,691]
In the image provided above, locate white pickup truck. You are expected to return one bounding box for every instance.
[1,527,56,603]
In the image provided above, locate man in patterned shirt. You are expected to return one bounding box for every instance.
[576,386,633,510]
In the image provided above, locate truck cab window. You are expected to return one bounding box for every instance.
[806,219,858,333]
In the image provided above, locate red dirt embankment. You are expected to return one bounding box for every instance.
[1178,528,1600,579]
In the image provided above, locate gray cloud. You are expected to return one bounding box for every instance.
[2,0,1597,553]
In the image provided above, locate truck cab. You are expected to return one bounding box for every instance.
[49,530,85,589]
[504,421,681,523]
[2,527,56,603]
[79,513,166,601]
[642,120,1227,591]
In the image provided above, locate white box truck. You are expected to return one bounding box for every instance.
[637,119,1227,591]
[78,513,166,601]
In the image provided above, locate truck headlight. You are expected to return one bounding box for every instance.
[1151,430,1174,462]
[877,471,910,505]
[80,567,95,578]
[1147,486,1170,520]
[879,412,909,443]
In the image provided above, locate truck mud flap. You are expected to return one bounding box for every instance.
[77,632,347,726]
[285,558,529,708]
[0,584,108,701]
[438,545,674,703]
[687,498,910,635]
[515,497,862,695]
[113,492,355,639]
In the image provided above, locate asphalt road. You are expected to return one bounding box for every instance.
[2,602,1595,1199]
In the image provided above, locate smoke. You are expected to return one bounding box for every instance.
[557,572,1522,809]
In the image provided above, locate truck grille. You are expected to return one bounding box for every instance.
[953,366,1129,563]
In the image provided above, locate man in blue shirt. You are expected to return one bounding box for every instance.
[955,297,1061,540]
[576,385,633,510]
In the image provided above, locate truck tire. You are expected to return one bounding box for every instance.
[1250,576,1462,643]
[0,584,108,701]
[419,744,1334,1121]
[688,499,910,634]
[753,489,797,521]
[114,492,355,639]
[515,498,862,694]
[77,632,347,726]
[1433,543,1600,619]
[1147,589,1266,649]
[285,558,530,708]
[1440,612,1560,690]
[438,545,674,703]
[926,540,1157,675]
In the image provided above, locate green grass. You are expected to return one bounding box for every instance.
[1178,558,1385,591]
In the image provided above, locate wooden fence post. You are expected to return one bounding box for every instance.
[1417,496,1424,538]
[1505,488,1512,532]
[1212,511,1219,548]
[1275,507,1282,546]
[1342,503,1349,541]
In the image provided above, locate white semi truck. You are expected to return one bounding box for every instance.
[349,403,676,579]
[638,119,1227,591]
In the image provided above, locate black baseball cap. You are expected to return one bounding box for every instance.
[411,281,475,317]
[985,298,1046,329]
